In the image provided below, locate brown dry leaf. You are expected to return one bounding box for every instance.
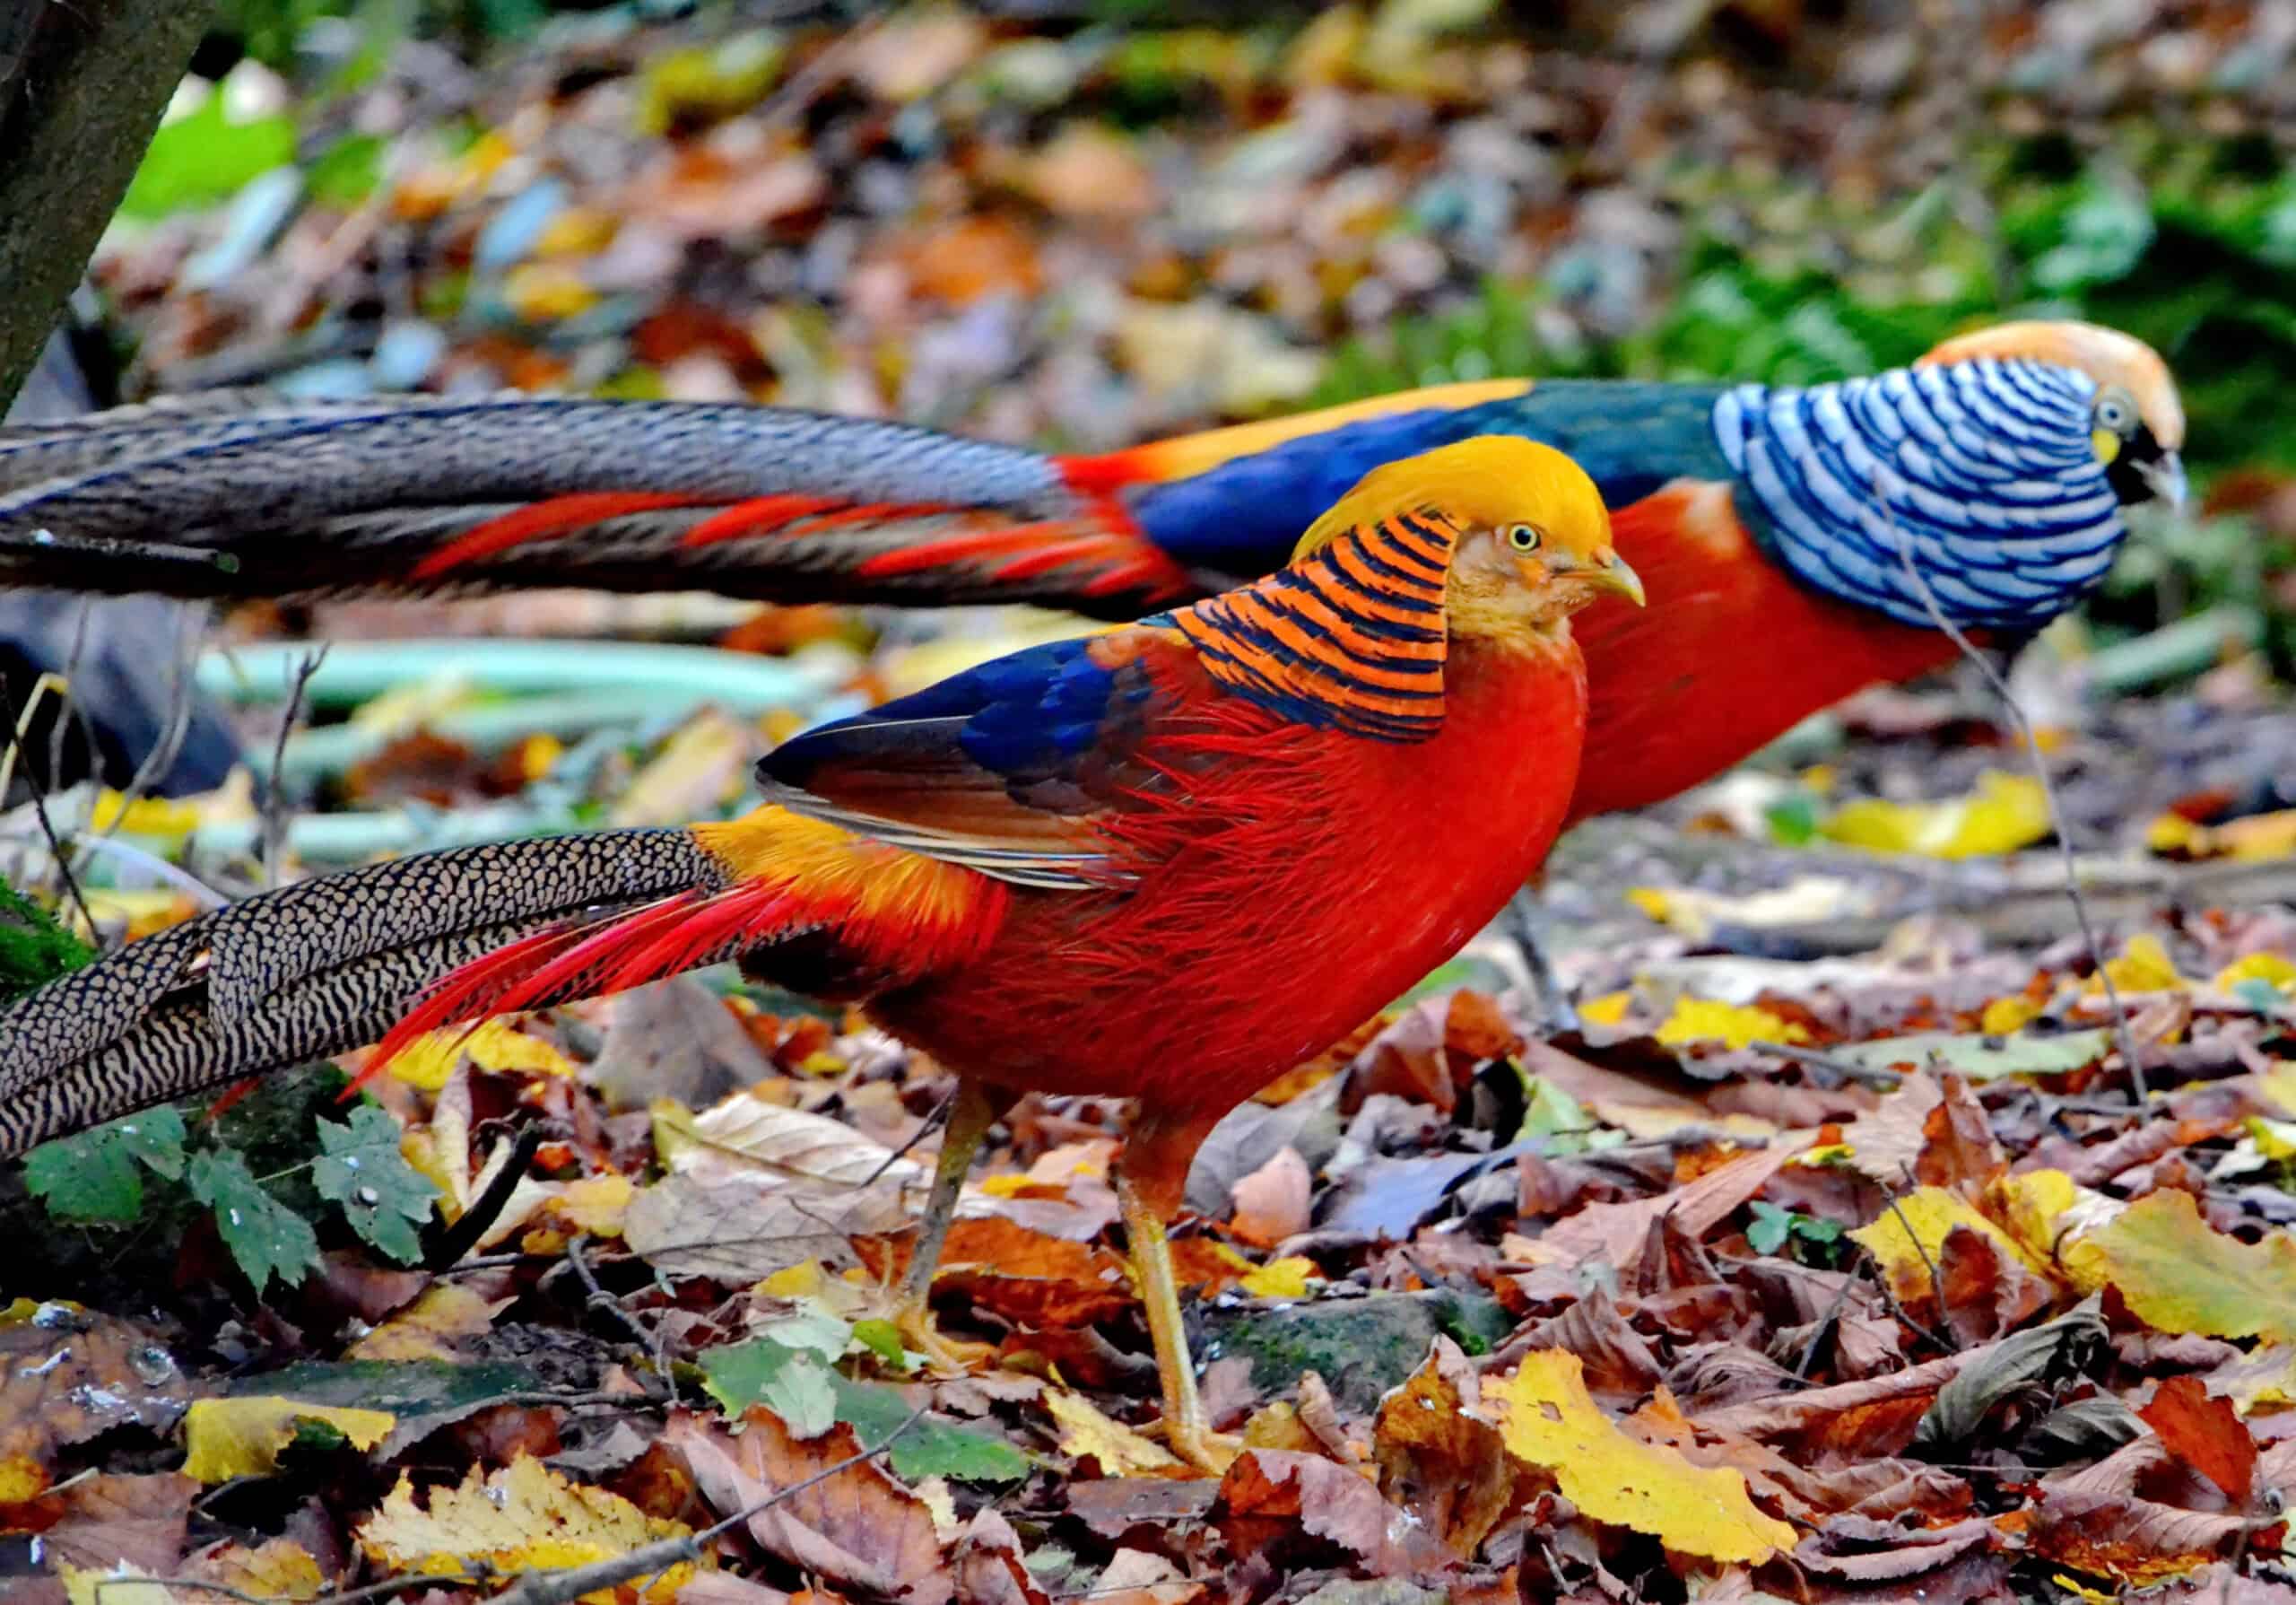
[627,1096,922,1282]
[951,1507,1051,1605]
[1044,1390,1185,1479]
[1526,1141,1805,1272]
[181,1399,397,1483]
[1372,1336,1527,1556]
[2087,1188,2296,1344]
[1019,124,1159,221]
[358,1453,698,1601]
[1914,1073,2007,1194]
[188,1538,326,1601]
[1790,1513,2000,1583]
[1694,1349,1976,1468]
[29,1474,196,1598]
[665,1408,950,1604]
[1935,1223,2056,1346]
[344,1283,511,1362]
[1490,1352,1798,1564]
[940,1218,1134,1328]
[1228,1147,1312,1248]
[0,1304,190,1501]
[1213,1448,1449,1575]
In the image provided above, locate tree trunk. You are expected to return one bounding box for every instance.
[0,0,213,413]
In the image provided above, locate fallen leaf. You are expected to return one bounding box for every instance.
[1489,1351,1798,1564]
[665,1408,949,1603]
[1654,999,1810,1050]
[1239,1256,1318,1300]
[1526,1142,1805,1272]
[1823,772,2050,859]
[2089,1189,2296,1344]
[344,1282,510,1363]
[1045,1390,1185,1479]
[1372,1337,1526,1555]
[2139,1376,2256,1505]
[187,1538,326,1601]
[384,1017,574,1092]
[1213,1448,1450,1574]
[359,1453,698,1601]
[0,1304,189,1501]
[1228,1147,1312,1247]
[181,1398,397,1482]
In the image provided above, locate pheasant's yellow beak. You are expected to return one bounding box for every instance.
[1587,550,1645,606]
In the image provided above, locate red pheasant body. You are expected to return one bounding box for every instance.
[875,632,1585,1114]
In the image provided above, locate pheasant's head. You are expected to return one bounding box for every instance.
[1921,320,2187,511]
[1294,435,1642,643]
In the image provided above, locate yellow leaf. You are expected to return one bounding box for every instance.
[2216,952,2296,993]
[345,1284,508,1362]
[504,263,598,321]
[1654,998,1808,1051]
[2146,810,2205,855]
[2088,1188,2296,1345]
[517,732,564,782]
[359,1454,697,1602]
[386,1019,575,1091]
[1044,1389,1183,1477]
[2248,1117,2296,1162]
[2090,934,2187,994]
[2261,1066,2296,1120]
[1624,887,1672,921]
[554,1173,636,1237]
[760,1260,825,1298]
[88,789,202,837]
[1490,1352,1797,1564]
[1846,1179,2086,1303]
[1578,991,1631,1028]
[62,1566,177,1605]
[0,1453,47,1503]
[182,1398,396,1482]
[1822,771,2049,859]
[980,1173,1034,1198]
[1981,994,2041,1034]
[1240,1256,1317,1299]
[192,1539,326,1601]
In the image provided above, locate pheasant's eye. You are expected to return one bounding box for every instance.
[2095,394,2134,432]
[1505,524,1543,553]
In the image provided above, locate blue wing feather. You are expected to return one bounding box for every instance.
[754,628,1176,886]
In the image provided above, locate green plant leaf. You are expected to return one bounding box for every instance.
[24,1108,188,1225]
[1747,1200,1792,1256]
[700,1339,838,1438]
[850,1319,910,1371]
[120,91,296,220]
[828,1375,1028,1483]
[312,1106,437,1263]
[189,1149,320,1294]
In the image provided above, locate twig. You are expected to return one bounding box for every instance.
[1793,1259,1867,1381]
[423,1123,545,1270]
[259,646,325,889]
[1760,1039,1906,1091]
[863,1085,954,1186]
[565,1229,675,1385]
[1866,482,2147,1103]
[0,672,91,938]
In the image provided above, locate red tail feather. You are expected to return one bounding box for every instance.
[680,494,849,548]
[411,492,709,579]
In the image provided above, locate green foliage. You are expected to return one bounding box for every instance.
[312,1105,439,1263]
[1747,1199,1845,1265]
[24,1108,187,1225]
[0,883,93,1002]
[1315,146,2296,486]
[702,1322,1028,1483]
[188,1148,324,1294]
[307,134,387,206]
[120,91,297,220]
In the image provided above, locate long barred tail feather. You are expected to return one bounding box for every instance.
[0,393,1195,615]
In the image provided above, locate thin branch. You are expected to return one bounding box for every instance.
[260,646,326,890]
[1866,477,2147,1103]
[0,672,91,938]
